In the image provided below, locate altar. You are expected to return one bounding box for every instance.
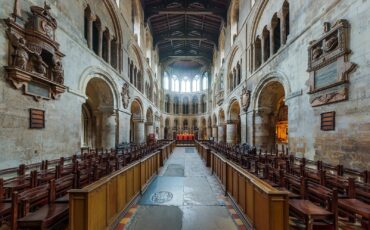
[176,134,195,140]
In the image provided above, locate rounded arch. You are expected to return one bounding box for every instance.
[251,71,291,111]
[129,44,144,72]
[218,109,226,124]
[78,66,120,108]
[212,113,218,126]
[227,98,241,120]
[146,107,154,123]
[230,0,240,43]
[227,45,241,73]
[253,77,289,150]
[131,98,144,120]
[249,0,269,43]
[81,77,116,148]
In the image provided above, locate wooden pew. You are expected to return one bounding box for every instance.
[16,180,69,230]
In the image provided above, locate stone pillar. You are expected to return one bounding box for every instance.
[102,111,116,148]
[133,120,145,144]
[218,125,225,143]
[240,113,247,143]
[226,120,237,144]
[279,11,287,45]
[207,126,212,140]
[87,15,94,49]
[199,98,202,114]
[98,27,103,57]
[212,126,218,142]
[269,25,275,57]
[94,110,102,148]
[107,37,111,64]
[118,110,130,144]
[261,34,265,64]
[145,122,154,140]
[252,43,256,72]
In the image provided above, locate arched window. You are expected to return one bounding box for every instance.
[202,72,208,90]
[192,75,200,92]
[174,97,179,114]
[92,17,101,55]
[183,77,190,92]
[163,72,169,90]
[102,28,109,62]
[172,75,179,92]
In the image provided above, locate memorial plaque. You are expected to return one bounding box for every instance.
[30,109,45,129]
[307,20,355,107]
[314,62,337,89]
[28,82,50,98]
[321,111,335,131]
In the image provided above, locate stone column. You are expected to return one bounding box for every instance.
[118,110,130,144]
[207,126,212,140]
[94,110,102,148]
[199,97,202,114]
[87,15,94,49]
[107,37,111,64]
[102,111,116,148]
[218,124,225,143]
[133,119,145,144]
[240,113,247,143]
[212,125,218,142]
[145,122,154,140]
[269,25,275,57]
[251,44,255,72]
[226,120,237,144]
[261,34,265,64]
[98,27,103,57]
[279,11,287,45]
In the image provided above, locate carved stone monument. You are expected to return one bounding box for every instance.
[241,85,251,112]
[4,2,66,101]
[307,19,356,107]
[121,83,130,109]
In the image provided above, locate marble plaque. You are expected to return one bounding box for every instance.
[314,62,337,89]
[28,82,50,98]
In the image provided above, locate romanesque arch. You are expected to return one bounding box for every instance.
[218,109,226,143]
[130,98,144,143]
[227,99,241,144]
[82,77,116,148]
[254,79,288,151]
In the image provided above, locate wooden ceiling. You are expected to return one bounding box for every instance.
[143,0,230,67]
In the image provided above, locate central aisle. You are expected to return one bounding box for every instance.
[116,147,243,230]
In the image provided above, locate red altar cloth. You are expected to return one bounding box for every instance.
[176,134,194,140]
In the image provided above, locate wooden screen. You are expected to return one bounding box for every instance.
[321,111,335,131]
[29,109,45,129]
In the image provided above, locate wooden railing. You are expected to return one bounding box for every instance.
[196,141,289,230]
[69,141,175,230]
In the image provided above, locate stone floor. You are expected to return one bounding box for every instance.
[115,147,246,230]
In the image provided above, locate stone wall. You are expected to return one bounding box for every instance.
[210,0,370,170]
[0,0,160,169]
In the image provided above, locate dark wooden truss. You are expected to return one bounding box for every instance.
[143,0,230,64]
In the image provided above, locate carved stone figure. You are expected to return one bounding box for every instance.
[121,83,130,109]
[7,32,31,70]
[34,55,47,76]
[323,36,338,52]
[312,46,323,60]
[53,60,64,84]
[241,86,251,112]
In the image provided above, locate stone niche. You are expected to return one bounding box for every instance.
[4,2,66,101]
[307,19,356,107]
